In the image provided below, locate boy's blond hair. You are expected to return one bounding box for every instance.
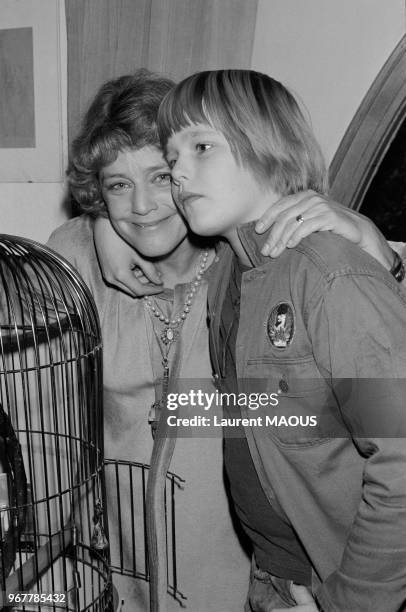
[158,69,328,196]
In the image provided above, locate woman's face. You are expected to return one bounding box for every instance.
[166,123,275,240]
[100,146,189,258]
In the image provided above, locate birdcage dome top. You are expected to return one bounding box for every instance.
[0,234,101,355]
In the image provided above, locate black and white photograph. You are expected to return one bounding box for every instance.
[0,1,406,610]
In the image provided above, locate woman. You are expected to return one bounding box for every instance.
[48,70,251,612]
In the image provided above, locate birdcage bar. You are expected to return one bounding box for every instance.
[170,474,177,599]
[104,458,186,604]
[141,461,148,582]
[0,235,110,611]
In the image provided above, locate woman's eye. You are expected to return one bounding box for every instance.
[107,182,130,192]
[196,143,212,153]
[154,173,172,185]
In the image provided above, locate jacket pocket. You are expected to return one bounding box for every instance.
[244,355,346,447]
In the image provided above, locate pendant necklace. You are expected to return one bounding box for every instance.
[144,250,209,435]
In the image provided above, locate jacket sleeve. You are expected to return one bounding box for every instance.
[388,240,406,259]
[307,272,406,612]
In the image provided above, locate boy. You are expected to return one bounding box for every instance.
[158,69,406,611]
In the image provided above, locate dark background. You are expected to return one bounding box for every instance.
[360,119,406,241]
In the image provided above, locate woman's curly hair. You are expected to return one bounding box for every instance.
[67,69,174,215]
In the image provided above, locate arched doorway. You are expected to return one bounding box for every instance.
[329,35,406,225]
[359,119,406,241]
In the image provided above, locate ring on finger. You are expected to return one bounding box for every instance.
[296,214,305,224]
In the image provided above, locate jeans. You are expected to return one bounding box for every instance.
[245,561,298,611]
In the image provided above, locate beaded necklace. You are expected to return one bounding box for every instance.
[144,250,209,435]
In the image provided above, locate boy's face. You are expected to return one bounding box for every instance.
[100,146,188,258]
[167,123,275,240]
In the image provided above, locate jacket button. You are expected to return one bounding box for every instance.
[278,379,289,393]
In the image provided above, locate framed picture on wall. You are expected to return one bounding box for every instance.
[0,0,66,182]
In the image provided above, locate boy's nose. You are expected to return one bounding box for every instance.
[170,156,189,184]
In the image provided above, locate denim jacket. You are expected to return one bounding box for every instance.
[208,226,406,612]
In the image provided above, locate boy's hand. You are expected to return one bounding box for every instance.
[93,216,163,297]
[255,190,393,269]
[271,584,319,612]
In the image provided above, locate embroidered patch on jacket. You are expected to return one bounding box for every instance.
[267,302,295,348]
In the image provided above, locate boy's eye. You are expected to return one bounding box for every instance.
[154,173,172,185]
[196,143,212,153]
[167,159,177,169]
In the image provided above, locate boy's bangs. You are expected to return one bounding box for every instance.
[158,77,210,145]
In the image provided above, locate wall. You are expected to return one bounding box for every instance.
[251,0,405,164]
[66,0,258,142]
[0,183,68,241]
[1,0,405,241]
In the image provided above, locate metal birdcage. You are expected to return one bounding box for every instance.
[0,235,111,611]
[104,458,185,606]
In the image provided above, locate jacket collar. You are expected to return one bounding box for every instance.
[236,221,274,268]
